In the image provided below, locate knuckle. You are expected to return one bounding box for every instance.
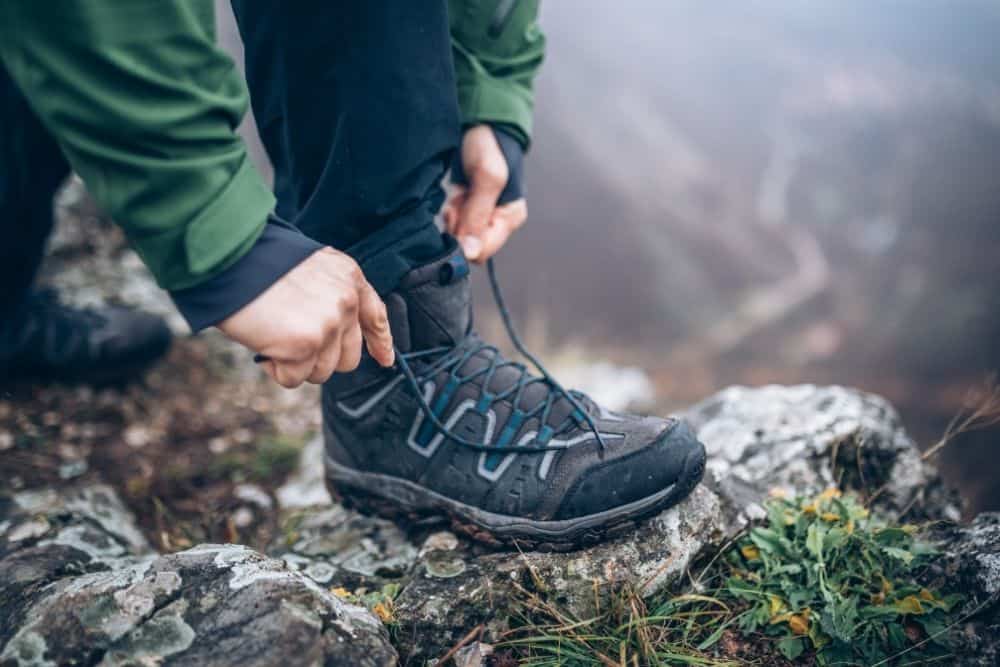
[289,331,322,357]
[345,260,363,283]
[337,291,359,316]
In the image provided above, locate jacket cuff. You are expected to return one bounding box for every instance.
[170,217,323,332]
[455,76,533,149]
[450,125,525,204]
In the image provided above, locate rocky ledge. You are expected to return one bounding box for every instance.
[2,385,997,665]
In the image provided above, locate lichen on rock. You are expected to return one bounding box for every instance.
[1,493,396,667]
[2,384,995,665]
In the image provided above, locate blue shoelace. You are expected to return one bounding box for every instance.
[392,258,607,455]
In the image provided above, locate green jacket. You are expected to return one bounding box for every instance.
[0,0,544,292]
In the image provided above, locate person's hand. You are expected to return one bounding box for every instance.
[217,247,394,388]
[443,124,527,263]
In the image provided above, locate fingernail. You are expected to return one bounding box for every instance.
[460,236,482,259]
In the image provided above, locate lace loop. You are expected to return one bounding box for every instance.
[394,258,607,456]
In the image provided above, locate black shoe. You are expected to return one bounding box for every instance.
[322,238,706,549]
[0,290,172,384]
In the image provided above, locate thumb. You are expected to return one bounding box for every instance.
[456,171,505,261]
[356,278,395,367]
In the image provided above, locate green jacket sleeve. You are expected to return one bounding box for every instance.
[448,0,546,148]
[0,1,275,291]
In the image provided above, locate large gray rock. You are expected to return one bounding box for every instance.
[687,384,960,521]
[272,384,970,661]
[926,512,1000,667]
[3,385,989,665]
[0,487,396,667]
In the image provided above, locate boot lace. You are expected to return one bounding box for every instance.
[393,258,607,456]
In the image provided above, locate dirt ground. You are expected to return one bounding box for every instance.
[1,185,322,552]
[1,337,321,553]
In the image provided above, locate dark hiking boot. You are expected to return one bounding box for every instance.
[0,290,172,385]
[322,237,706,549]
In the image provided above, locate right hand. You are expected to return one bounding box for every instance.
[217,247,395,388]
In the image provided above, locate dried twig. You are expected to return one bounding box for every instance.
[436,623,484,666]
[922,374,1000,462]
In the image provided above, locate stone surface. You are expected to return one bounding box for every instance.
[687,384,962,521]
[0,487,396,667]
[269,384,971,660]
[3,384,994,664]
[926,512,1000,667]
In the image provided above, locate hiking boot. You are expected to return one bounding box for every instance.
[0,290,172,384]
[322,237,706,549]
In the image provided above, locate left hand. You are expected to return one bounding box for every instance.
[443,124,527,264]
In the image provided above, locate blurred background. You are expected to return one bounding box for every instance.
[218,1,1000,512]
[3,1,998,557]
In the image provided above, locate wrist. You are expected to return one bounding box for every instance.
[450,123,526,205]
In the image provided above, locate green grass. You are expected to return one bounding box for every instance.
[498,490,963,666]
[207,434,304,483]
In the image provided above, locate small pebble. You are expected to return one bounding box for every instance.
[234,483,273,509]
[59,460,89,480]
[232,507,255,528]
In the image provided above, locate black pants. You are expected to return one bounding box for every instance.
[231,0,458,294]
[0,65,71,330]
[0,0,458,334]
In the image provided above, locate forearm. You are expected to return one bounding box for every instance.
[0,1,274,292]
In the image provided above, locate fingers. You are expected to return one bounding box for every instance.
[456,167,505,261]
[337,322,363,373]
[356,276,395,367]
[443,187,466,235]
[308,330,344,384]
[218,245,395,387]
[272,355,318,389]
[474,199,527,263]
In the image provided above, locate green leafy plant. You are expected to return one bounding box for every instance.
[500,489,964,666]
[725,489,961,664]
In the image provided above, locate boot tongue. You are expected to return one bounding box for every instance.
[386,239,471,352]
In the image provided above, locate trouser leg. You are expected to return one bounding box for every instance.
[230,0,461,295]
[0,63,70,337]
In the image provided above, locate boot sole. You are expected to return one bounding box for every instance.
[323,429,707,551]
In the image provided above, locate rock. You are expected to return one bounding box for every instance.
[686,384,961,521]
[271,503,417,590]
[0,487,396,666]
[270,385,971,660]
[275,436,333,509]
[3,384,994,664]
[927,513,1000,666]
[453,641,493,667]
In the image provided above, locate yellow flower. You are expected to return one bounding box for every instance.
[817,487,842,501]
[820,512,841,522]
[330,587,352,599]
[740,544,761,561]
[802,503,817,515]
[919,588,936,602]
[768,487,788,499]
[788,613,810,635]
[372,601,394,623]
[894,595,925,615]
